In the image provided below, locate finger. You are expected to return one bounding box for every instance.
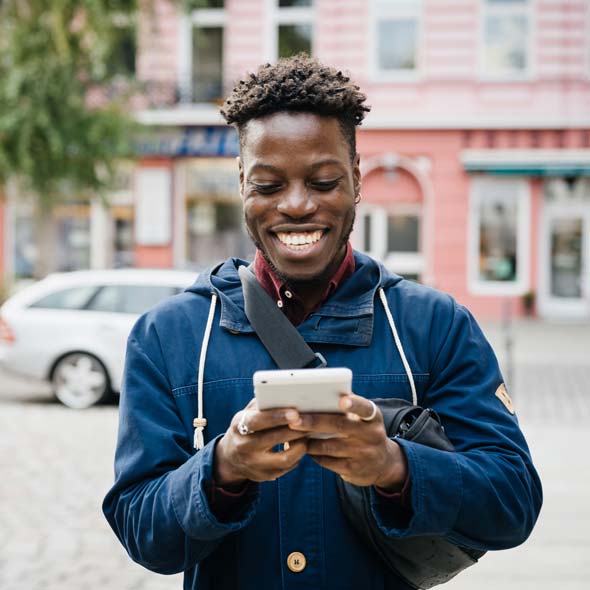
[251,439,308,479]
[244,426,310,452]
[237,406,302,434]
[340,393,380,422]
[308,454,350,476]
[259,445,309,481]
[306,437,357,458]
[288,412,355,436]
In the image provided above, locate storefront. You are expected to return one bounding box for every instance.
[462,149,590,320]
[134,124,247,271]
[4,162,136,281]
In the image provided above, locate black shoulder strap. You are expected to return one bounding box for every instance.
[238,265,326,370]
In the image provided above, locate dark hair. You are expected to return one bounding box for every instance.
[220,54,370,160]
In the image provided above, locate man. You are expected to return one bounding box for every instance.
[103,55,542,589]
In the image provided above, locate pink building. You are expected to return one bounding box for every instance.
[3,0,590,321]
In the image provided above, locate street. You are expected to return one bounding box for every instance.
[0,320,589,589]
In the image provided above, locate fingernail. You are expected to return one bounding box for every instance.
[285,410,299,421]
[342,397,352,409]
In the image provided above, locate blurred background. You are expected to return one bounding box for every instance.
[0,1,588,589]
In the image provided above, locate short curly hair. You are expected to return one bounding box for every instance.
[220,54,370,160]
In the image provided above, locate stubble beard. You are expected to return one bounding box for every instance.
[245,208,356,289]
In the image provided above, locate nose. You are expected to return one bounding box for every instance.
[276,186,318,219]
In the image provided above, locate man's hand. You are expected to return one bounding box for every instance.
[214,398,309,487]
[291,393,407,491]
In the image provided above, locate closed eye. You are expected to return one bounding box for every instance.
[311,178,341,191]
[251,183,282,194]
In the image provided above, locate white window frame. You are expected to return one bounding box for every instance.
[356,203,424,278]
[178,5,227,104]
[369,0,423,82]
[467,176,531,296]
[538,199,590,319]
[265,0,315,62]
[478,0,534,81]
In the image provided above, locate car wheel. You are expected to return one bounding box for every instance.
[51,352,111,409]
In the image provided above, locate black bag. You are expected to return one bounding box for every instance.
[238,266,485,589]
[336,398,485,589]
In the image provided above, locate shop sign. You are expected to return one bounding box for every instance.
[136,126,239,158]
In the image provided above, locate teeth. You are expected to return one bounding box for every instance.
[276,230,323,248]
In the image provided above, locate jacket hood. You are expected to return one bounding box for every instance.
[186,250,402,296]
[185,250,404,338]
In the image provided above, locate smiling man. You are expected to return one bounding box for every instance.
[103,55,542,590]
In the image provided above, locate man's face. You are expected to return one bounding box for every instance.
[239,112,360,285]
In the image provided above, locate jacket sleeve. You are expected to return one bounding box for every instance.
[102,319,259,575]
[370,297,542,551]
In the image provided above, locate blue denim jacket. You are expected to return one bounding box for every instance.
[103,251,542,590]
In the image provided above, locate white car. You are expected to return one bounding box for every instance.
[0,269,197,409]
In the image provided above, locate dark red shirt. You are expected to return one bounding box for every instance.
[253,241,355,326]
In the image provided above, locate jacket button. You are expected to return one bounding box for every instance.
[287,551,306,573]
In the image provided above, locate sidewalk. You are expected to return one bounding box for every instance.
[447,420,590,590]
[481,318,590,366]
[446,319,590,590]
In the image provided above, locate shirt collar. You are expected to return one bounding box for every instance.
[253,242,355,326]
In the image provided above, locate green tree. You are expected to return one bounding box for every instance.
[0,0,138,278]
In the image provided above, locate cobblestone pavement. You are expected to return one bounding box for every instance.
[0,320,589,590]
[0,376,182,590]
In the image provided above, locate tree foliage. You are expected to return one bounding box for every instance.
[0,0,138,206]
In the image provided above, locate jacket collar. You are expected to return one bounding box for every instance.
[196,251,401,347]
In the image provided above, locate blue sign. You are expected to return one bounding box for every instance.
[136,126,239,157]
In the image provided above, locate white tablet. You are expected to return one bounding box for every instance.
[253,367,352,413]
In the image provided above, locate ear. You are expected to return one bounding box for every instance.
[238,157,245,199]
[353,153,361,197]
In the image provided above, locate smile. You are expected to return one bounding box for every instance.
[275,230,324,250]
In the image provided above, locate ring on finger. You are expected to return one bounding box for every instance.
[237,413,255,436]
[360,400,378,422]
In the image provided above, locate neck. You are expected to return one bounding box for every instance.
[288,278,331,311]
[286,246,348,309]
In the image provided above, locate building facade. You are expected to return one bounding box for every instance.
[2,0,590,320]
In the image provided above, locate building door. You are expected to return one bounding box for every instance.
[538,201,590,319]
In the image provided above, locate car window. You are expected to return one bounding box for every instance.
[29,286,98,310]
[86,285,179,314]
[86,285,121,313]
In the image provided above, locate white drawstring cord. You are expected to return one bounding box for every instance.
[379,288,417,406]
[193,289,414,448]
[193,294,217,450]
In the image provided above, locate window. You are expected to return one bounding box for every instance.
[274,0,313,59]
[481,0,529,77]
[373,0,421,76]
[358,205,423,279]
[86,285,179,315]
[30,286,98,310]
[185,159,254,268]
[549,218,583,299]
[468,177,530,295]
[107,15,136,77]
[187,1,225,103]
[187,0,223,6]
[56,215,91,272]
[13,200,91,278]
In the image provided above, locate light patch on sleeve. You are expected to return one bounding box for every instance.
[495,383,515,414]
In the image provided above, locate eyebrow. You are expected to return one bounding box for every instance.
[248,159,346,175]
